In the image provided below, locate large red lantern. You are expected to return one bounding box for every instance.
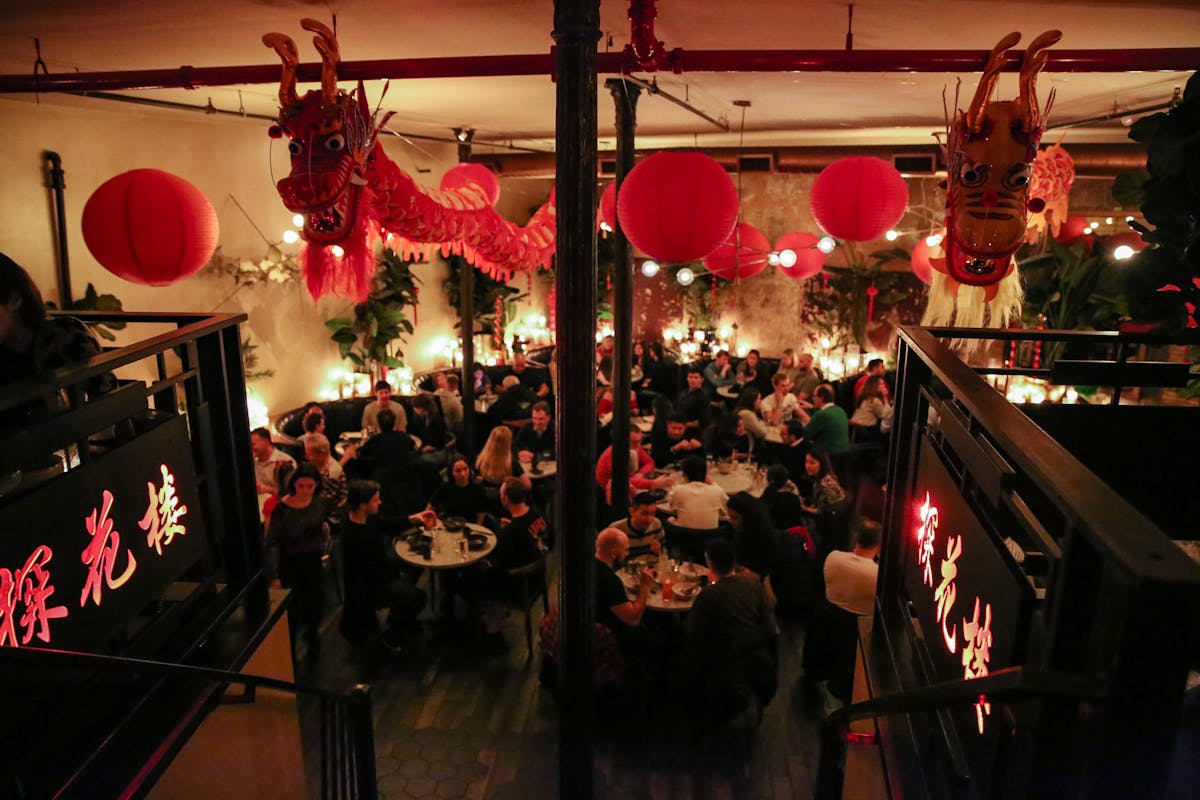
[774,232,826,280]
[910,235,937,285]
[439,163,501,206]
[598,181,617,231]
[617,152,738,263]
[809,156,908,242]
[82,169,219,286]
[703,223,770,280]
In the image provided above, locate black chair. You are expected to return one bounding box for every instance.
[506,552,551,658]
[663,520,730,564]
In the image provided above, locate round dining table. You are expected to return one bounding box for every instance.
[620,556,710,612]
[394,521,495,613]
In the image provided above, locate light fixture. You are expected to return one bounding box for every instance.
[1113,245,1135,261]
[925,232,944,247]
[885,230,899,241]
[1125,216,1135,223]
[282,229,300,244]
[817,236,836,254]
[778,249,798,268]
[331,245,345,257]
[640,259,659,277]
[292,213,305,228]
[1105,217,1114,225]
[600,221,613,233]
[1121,116,1135,127]
[767,252,781,267]
[1089,220,1100,228]
[676,267,695,286]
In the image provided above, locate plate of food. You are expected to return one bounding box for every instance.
[671,582,701,601]
[676,562,707,579]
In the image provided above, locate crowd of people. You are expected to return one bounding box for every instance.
[251,341,889,735]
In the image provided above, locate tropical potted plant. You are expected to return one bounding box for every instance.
[325,248,421,381]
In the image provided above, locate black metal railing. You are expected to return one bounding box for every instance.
[0,645,376,800]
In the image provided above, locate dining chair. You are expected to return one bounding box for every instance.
[507,552,550,658]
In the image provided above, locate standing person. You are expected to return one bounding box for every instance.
[796,384,851,456]
[675,367,711,429]
[304,434,347,526]
[682,538,778,734]
[759,465,805,532]
[668,455,728,530]
[252,427,296,498]
[760,372,799,426]
[703,350,737,397]
[637,341,665,415]
[339,479,427,650]
[824,519,882,616]
[434,372,464,432]
[726,491,780,583]
[361,379,407,436]
[265,463,330,658]
[611,491,666,558]
[792,352,822,407]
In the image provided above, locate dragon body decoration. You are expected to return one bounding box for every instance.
[263,20,555,302]
[923,30,1062,333]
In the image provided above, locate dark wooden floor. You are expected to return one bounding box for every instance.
[297,553,826,800]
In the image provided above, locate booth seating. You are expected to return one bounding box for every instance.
[274,395,423,455]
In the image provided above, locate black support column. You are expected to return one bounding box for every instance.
[553,1,601,797]
[605,78,640,514]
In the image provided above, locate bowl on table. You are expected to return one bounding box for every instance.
[716,460,734,475]
[443,516,467,533]
[467,532,489,551]
[671,583,701,601]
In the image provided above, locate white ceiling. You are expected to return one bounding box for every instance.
[2,0,1197,152]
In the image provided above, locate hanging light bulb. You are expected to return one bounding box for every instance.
[767,252,781,267]
[925,232,944,248]
[778,249,798,268]
[1105,217,1114,225]
[817,236,836,254]
[1113,245,1135,261]
[885,230,900,241]
[676,267,695,286]
[600,221,613,233]
[282,229,300,244]
[292,213,305,228]
[641,259,660,277]
[331,245,345,257]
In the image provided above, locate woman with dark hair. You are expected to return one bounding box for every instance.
[706,410,752,461]
[0,252,115,427]
[726,491,780,581]
[733,386,772,444]
[849,375,892,441]
[798,452,847,519]
[760,464,805,531]
[265,462,330,657]
[426,456,488,525]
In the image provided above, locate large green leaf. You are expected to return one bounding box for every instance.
[325,317,352,331]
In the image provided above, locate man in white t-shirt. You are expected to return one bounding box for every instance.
[668,455,728,530]
[251,426,295,496]
[823,519,882,616]
[760,371,799,426]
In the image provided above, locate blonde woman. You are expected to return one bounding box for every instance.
[475,426,532,516]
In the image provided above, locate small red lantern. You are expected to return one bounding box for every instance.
[598,181,617,231]
[617,152,738,263]
[703,223,770,280]
[82,169,219,286]
[440,163,501,206]
[774,232,826,280]
[809,156,908,242]
[910,236,936,285]
[1054,216,1089,245]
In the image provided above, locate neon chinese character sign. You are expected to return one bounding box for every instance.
[0,546,70,648]
[81,490,138,607]
[139,464,189,556]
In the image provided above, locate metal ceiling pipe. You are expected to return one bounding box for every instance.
[473,143,1147,179]
[1,48,1196,94]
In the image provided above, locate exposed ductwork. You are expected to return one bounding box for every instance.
[472,143,1145,179]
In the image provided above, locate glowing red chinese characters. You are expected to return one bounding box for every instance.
[0,546,70,648]
[917,492,938,588]
[81,490,138,608]
[962,596,995,733]
[139,464,188,556]
[934,535,962,653]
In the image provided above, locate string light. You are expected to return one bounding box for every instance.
[641,259,659,277]
[925,232,944,247]
[817,236,836,254]
[676,267,695,286]
[778,249,798,268]
[767,252,781,267]
[885,230,900,241]
[292,213,305,228]
[331,245,345,257]
[1113,245,1135,261]
[282,229,300,244]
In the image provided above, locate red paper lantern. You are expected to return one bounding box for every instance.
[598,181,617,231]
[703,223,770,280]
[910,236,936,285]
[774,232,826,280]
[617,152,738,263]
[440,163,501,206]
[1054,216,1089,245]
[82,169,219,286]
[809,156,908,242]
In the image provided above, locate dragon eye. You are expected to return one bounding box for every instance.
[1003,164,1031,191]
[287,140,305,156]
[323,133,346,152]
[958,161,989,188]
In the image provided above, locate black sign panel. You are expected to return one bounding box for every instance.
[903,436,1031,737]
[0,415,207,651]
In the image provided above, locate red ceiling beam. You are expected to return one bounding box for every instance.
[1,48,1196,94]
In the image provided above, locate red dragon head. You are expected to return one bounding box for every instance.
[263,19,384,247]
[942,30,1061,287]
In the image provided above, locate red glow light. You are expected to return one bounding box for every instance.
[139,465,189,556]
[80,490,138,608]
[1,546,69,647]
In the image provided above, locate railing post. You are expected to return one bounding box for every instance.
[348,684,377,800]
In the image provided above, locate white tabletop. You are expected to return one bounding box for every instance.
[716,385,740,399]
[520,458,557,478]
[663,461,765,498]
[621,559,709,612]
[394,522,495,569]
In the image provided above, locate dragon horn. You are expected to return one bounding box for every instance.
[967,32,1021,133]
[301,18,341,104]
[262,32,300,108]
[1019,30,1063,131]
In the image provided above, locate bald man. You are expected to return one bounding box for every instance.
[595,528,654,637]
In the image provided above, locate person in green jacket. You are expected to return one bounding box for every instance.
[796,384,851,455]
